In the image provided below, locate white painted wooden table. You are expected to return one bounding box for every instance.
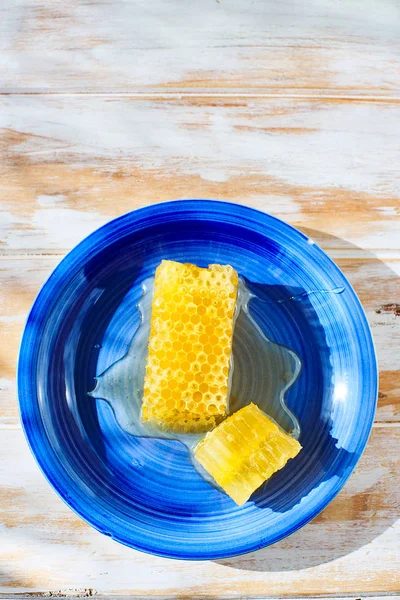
[1,1,399,598]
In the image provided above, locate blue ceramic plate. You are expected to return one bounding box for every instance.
[18,200,377,559]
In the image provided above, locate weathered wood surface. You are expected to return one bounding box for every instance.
[0,427,398,595]
[1,94,400,596]
[1,0,400,94]
[1,96,400,255]
[3,597,399,600]
[1,0,400,596]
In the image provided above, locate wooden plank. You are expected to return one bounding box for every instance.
[1,96,400,255]
[1,597,399,600]
[1,0,400,94]
[0,426,398,595]
[0,257,398,425]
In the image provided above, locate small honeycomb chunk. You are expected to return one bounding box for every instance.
[141,260,238,433]
[194,403,302,505]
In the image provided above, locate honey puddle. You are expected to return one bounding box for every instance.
[89,277,301,461]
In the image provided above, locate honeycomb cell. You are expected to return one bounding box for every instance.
[159,358,169,370]
[197,353,207,364]
[213,345,223,356]
[141,260,238,433]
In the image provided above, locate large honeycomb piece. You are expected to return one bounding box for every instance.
[141,260,238,433]
[194,403,302,505]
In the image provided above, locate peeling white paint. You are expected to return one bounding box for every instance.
[377,206,398,217]
[0,378,13,391]
[199,170,229,183]
[368,311,400,372]
[1,1,400,595]
[0,207,109,250]
[37,194,67,206]
[0,313,26,322]
[1,97,400,200]
[1,0,400,91]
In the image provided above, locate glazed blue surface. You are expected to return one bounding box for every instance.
[18,200,377,559]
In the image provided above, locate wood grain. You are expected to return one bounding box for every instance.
[1,597,399,600]
[1,0,400,94]
[0,427,398,595]
[2,597,399,600]
[0,257,398,426]
[2,1,400,594]
[1,96,400,255]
